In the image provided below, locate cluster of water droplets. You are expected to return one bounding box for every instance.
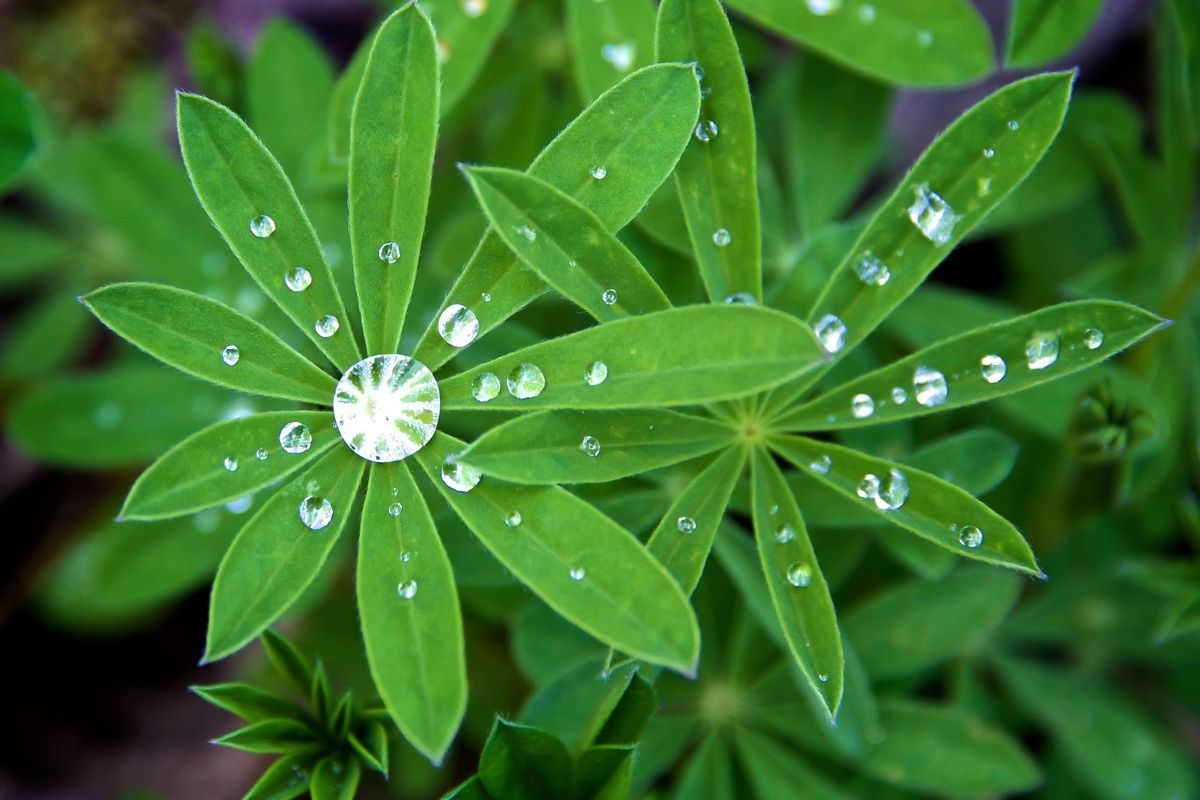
[856,468,910,511]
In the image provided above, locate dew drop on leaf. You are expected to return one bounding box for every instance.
[255,448,268,461]
[481,292,492,302]
[809,454,832,474]
[1026,331,1060,370]
[854,252,891,286]
[913,365,948,407]
[694,120,719,142]
[279,422,313,454]
[806,0,841,15]
[397,580,418,599]
[505,511,522,527]
[852,393,875,419]
[249,215,276,238]
[873,468,909,511]
[441,454,482,493]
[333,355,439,462]
[515,224,537,242]
[814,314,847,354]
[378,241,401,264]
[507,363,546,399]
[223,456,238,472]
[1084,328,1104,350]
[285,267,312,292]
[712,228,732,247]
[857,473,881,500]
[775,524,796,544]
[569,567,586,581]
[226,496,252,514]
[1008,120,1020,130]
[907,184,960,245]
[580,435,602,457]
[299,496,333,530]
[471,372,501,402]
[221,345,240,366]
[677,516,697,534]
[786,562,813,587]
[315,315,340,338]
[438,304,480,348]
[981,354,1007,383]
[982,147,995,158]
[601,288,618,306]
[584,361,608,386]
[891,387,908,404]
[724,293,756,305]
[590,165,607,180]
[958,525,984,548]
[388,502,403,517]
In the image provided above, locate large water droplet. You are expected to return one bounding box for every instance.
[378,241,401,264]
[873,468,909,511]
[315,315,340,338]
[814,314,847,354]
[809,454,832,474]
[981,354,1007,384]
[223,456,238,472]
[590,165,607,180]
[507,363,546,399]
[913,366,948,407]
[505,511,522,527]
[441,454,482,492]
[580,435,602,457]
[854,252,891,286]
[857,474,881,500]
[958,525,984,549]
[601,41,635,72]
[471,372,501,402]
[438,304,480,348]
[712,228,732,247]
[677,516,697,534]
[775,524,796,544]
[249,215,276,238]
[222,345,240,366]
[1084,328,1104,350]
[569,567,586,581]
[907,184,960,245]
[285,267,312,292]
[388,502,403,517]
[806,0,841,15]
[584,361,608,386]
[694,120,719,142]
[601,288,618,306]
[334,354,439,462]
[1026,331,1059,370]
[852,393,875,419]
[279,422,313,454]
[299,496,333,530]
[787,562,813,587]
[397,580,418,599]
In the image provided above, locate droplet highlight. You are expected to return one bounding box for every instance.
[1026,331,1060,370]
[980,354,1007,384]
[580,435,602,458]
[814,314,847,354]
[378,241,401,264]
[315,315,340,338]
[438,304,480,348]
[854,252,891,286]
[471,372,501,402]
[677,516,697,534]
[441,454,482,493]
[584,361,608,386]
[299,496,333,530]
[852,393,875,419]
[285,267,312,292]
[333,354,439,462]
[913,366,948,407]
[1084,328,1104,350]
[279,422,313,454]
[507,363,546,399]
[249,215,276,238]
[907,184,960,245]
[958,525,984,549]
[712,228,732,247]
[786,562,813,588]
[222,345,240,366]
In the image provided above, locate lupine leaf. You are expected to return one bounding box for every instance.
[676,732,734,800]
[770,435,1041,575]
[441,306,825,411]
[310,755,360,800]
[646,446,746,596]
[176,92,361,368]
[513,604,607,686]
[121,411,339,520]
[520,660,637,753]
[349,5,439,353]
[463,166,671,320]
[358,463,466,763]
[1006,0,1106,69]
[478,720,573,800]
[721,0,994,88]
[325,39,370,166]
[261,629,316,697]
[656,0,761,302]
[779,300,1165,431]
[85,283,336,405]
[0,69,37,190]
[566,0,657,102]
[413,64,700,370]
[415,433,699,674]
[205,448,366,662]
[213,718,318,754]
[459,409,730,484]
[423,0,517,113]
[191,682,303,723]
[243,755,311,800]
[750,447,843,718]
[733,727,854,800]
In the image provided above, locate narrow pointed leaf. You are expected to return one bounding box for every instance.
[733,728,854,800]
[460,409,730,484]
[1006,0,1105,69]
[348,722,389,774]
[780,300,1165,431]
[213,718,318,754]
[350,5,439,353]
[478,720,573,800]
[656,0,761,302]
[358,464,466,762]
[310,755,360,800]
[122,411,338,520]
[85,284,336,405]
[441,306,824,411]
[566,0,657,101]
[646,446,745,596]
[722,0,993,88]
[423,0,517,113]
[261,629,315,697]
[750,448,843,718]
[771,435,1041,575]
[413,64,700,370]
[464,166,670,320]
[520,660,638,753]
[415,434,699,674]
[177,92,360,369]
[243,755,310,800]
[676,733,734,800]
[206,448,365,661]
[326,39,370,166]
[192,682,303,723]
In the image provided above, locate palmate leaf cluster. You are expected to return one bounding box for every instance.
[1,0,1197,798]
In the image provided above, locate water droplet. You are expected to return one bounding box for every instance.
[981,354,1007,384]
[299,496,333,530]
[873,468,909,511]
[693,120,719,142]
[677,516,697,534]
[724,293,757,305]
[590,165,607,180]
[481,292,492,302]
[857,474,881,500]
[1026,331,1060,370]
[775,524,796,544]
[334,355,440,462]
[255,448,268,461]
[397,580,418,599]
[852,393,875,419]
[1084,328,1104,350]
[504,511,522,527]
[514,224,536,242]
[818,673,829,683]
[584,361,608,386]
[285,267,312,292]
[569,567,586,581]
[958,524,984,549]
[601,288,618,306]
[891,387,908,404]
[814,314,847,354]
[222,345,240,366]
[279,422,313,454]
[854,252,891,286]
[378,241,401,264]
[913,366,948,407]
[567,259,578,268]
[315,315,340,338]
[441,454,482,492]
[249,215,276,238]
[223,456,238,472]
[462,0,487,17]
[399,550,410,562]
[580,435,602,457]
[806,0,841,15]
[471,372,501,402]
[809,454,832,474]
[712,228,732,247]
[388,502,403,517]
[769,504,780,515]
[857,3,876,22]
[982,147,995,158]
[1008,120,1020,131]
[916,29,933,47]
[907,184,960,245]
[786,562,813,587]
[507,363,546,399]
[438,304,480,348]
[601,41,636,72]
